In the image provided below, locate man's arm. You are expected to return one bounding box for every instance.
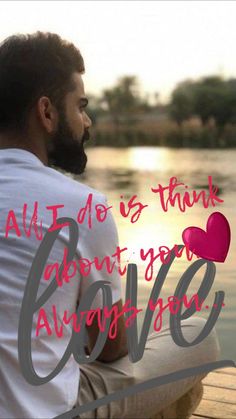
[86,298,128,363]
[78,194,127,362]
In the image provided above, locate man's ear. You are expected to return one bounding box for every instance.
[36,96,58,133]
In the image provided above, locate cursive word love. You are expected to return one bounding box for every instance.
[19,217,225,382]
[18,218,234,419]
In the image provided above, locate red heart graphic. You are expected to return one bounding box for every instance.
[182,212,231,262]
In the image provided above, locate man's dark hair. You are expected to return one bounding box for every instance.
[0,31,85,133]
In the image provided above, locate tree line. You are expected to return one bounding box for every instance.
[170,76,236,129]
[87,75,236,147]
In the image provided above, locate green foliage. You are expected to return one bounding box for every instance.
[86,73,236,148]
[169,75,236,130]
[92,125,236,148]
[193,76,228,126]
[101,76,150,128]
[169,80,195,126]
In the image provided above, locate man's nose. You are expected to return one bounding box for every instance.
[83,112,92,129]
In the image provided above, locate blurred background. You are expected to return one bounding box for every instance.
[1,1,236,359]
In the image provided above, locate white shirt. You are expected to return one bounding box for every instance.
[0,148,122,418]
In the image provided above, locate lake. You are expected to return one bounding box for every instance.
[76,147,236,360]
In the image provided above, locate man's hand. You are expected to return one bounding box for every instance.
[86,299,128,363]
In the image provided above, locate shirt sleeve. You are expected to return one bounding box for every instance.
[77,194,122,309]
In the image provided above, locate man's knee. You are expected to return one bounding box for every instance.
[180,316,221,364]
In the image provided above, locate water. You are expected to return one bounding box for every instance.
[76,147,236,360]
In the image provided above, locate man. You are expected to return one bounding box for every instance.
[0,32,220,419]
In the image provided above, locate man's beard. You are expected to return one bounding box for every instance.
[47,111,89,175]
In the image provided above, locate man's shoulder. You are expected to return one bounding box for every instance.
[43,165,106,203]
[0,149,108,221]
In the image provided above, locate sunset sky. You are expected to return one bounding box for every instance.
[0,1,235,102]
